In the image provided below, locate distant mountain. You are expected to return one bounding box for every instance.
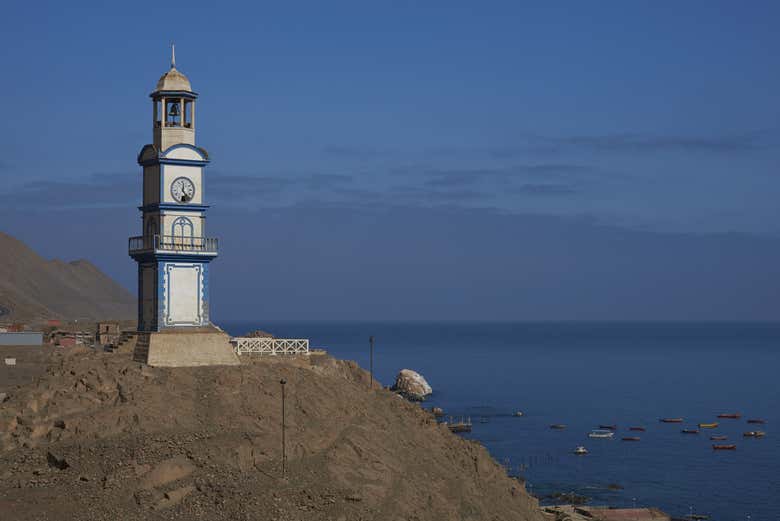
[0,232,135,322]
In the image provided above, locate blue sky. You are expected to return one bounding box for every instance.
[1,2,779,320]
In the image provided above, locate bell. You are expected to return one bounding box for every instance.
[168,102,180,117]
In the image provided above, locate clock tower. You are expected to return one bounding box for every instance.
[129,47,217,333]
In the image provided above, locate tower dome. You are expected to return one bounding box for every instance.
[154,44,192,92]
[156,67,192,92]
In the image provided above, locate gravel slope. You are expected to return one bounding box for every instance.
[0,346,542,521]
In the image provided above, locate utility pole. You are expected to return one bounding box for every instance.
[369,336,374,389]
[280,378,287,479]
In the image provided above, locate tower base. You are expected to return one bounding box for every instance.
[133,327,240,367]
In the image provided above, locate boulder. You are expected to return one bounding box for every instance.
[244,330,274,338]
[391,369,432,401]
[139,456,195,490]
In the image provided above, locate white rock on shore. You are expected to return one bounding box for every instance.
[392,369,433,401]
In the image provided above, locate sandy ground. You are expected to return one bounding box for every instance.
[0,344,542,521]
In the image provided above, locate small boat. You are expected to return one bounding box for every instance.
[550,424,567,430]
[622,436,641,441]
[743,431,766,438]
[681,429,699,434]
[717,413,741,419]
[573,446,588,455]
[710,435,728,441]
[687,514,710,520]
[448,416,472,433]
[698,422,719,429]
[629,426,646,432]
[712,444,736,450]
[660,418,684,423]
[588,429,615,438]
[513,411,524,417]
[747,419,766,424]
[599,424,617,431]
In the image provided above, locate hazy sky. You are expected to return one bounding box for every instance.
[1,2,779,320]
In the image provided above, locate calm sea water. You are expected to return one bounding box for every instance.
[220,321,779,520]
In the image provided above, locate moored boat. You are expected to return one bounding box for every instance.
[660,418,684,423]
[710,435,728,441]
[513,411,524,417]
[698,422,719,429]
[712,444,737,450]
[550,424,567,430]
[629,426,646,431]
[588,429,615,438]
[622,436,640,441]
[681,429,699,434]
[717,413,741,419]
[598,424,617,431]
[747,418,766,424]
[743,431,765,438]
[573,446,588,455]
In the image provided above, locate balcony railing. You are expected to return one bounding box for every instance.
[128,234,218,255]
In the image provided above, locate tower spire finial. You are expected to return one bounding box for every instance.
[171,42,176,69]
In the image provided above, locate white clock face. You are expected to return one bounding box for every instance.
[171,177,195,203]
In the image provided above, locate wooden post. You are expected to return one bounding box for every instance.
[369,336,374,388]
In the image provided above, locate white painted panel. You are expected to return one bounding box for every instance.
[162,165,203,204]
[167,264,201,324]
[164,147,204,161]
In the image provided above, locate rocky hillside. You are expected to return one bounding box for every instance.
[0,346,543,521]
[0,232,134,321]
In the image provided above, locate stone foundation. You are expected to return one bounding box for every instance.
[133,327,240,367]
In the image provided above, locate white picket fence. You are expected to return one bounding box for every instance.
[231,337,310,356]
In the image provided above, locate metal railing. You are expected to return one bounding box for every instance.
[231,337,310,356]
[128,234,219,254]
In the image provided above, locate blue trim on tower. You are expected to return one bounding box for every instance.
[150,90,199,99]
[140,157,209,167]
[130,251,218,263]
[139,203,210,212]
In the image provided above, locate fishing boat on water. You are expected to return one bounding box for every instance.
[698,422,719,429]
[747,418,766,424]
[743,431,766,438]
[573,446,588,455]
[588,429,615,439]
[712,444,737,450]
[660,418,684,423]
[681,429,699,434]
[622,436,641,441]
[717,413,741,419]
[598,424,617,431]
[629,426,646,432]
[550,424,567,430]
[710,435,728,441]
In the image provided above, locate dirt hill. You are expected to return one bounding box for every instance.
[0,345,543,521]
[0,232,135,322]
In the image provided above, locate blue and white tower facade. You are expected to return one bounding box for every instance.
[129,48,218,332]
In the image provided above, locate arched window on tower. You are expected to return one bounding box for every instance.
[171,216,194,249]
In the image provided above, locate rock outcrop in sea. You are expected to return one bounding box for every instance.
[391,369,433,401]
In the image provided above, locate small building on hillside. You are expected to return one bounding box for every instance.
[96,321,120,346]
[48,330,92,347]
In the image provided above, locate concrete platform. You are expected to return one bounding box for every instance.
[133,327,240,367]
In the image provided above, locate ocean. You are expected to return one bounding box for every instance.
[220,321,779,520]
